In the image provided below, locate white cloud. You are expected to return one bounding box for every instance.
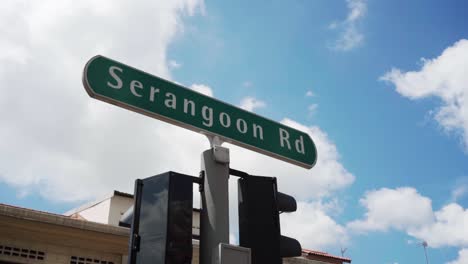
[306,90,315,97]
[333,25,364,51]
[349,187,468,248]
[381,39,468,149]
[0,0,205,202]
[328,21,339,30]
[409,203,468,248]
[281,202,348,250]
[242,81,252,88]
[406,239,422,245]
[239,96,266,112]
[451,184,468,202]
[308,104,318,116]
[346,0,367,22]
[348,187,434,232]
[190,83,213,97]
[447,248,468,264]
[168,59,182,69]
[330,0,367,51]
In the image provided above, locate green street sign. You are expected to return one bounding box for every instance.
[83,55,317,169]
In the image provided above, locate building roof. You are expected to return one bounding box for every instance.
[302,249,351,263]
[63,190,133,216]
[64,190,201,216]
[2,199,351,263]
[114,190,134,198]
[0,203,128,236]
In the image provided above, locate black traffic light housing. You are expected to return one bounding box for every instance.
[238,175,302,264]
[122,171,195,264]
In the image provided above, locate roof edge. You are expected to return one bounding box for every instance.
[302,249,352,263]
[64,190,136,216]
[0,203,129,236]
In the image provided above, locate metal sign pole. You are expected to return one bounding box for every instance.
[200,136,230,264]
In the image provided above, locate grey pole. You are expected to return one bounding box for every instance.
[422,241,429,264]
[200,138,230,264]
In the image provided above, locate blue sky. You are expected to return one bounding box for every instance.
[1,0,468,263]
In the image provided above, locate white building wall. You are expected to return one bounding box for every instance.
[0,237,123,264]
[108,195,134,226]
[78,198,111,224]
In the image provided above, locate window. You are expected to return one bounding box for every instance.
[0,244,45,261]
[70,256,114,264]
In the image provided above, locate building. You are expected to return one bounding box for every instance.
[0,191,350,264]
[0,203,127,264]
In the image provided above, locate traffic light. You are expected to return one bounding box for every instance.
[238,175,302,264]
[123,171,194,264]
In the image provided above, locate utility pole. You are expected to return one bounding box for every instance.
[421,241,429,264]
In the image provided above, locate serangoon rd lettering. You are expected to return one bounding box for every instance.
[83,55,317,168]
[107,65,308,152]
